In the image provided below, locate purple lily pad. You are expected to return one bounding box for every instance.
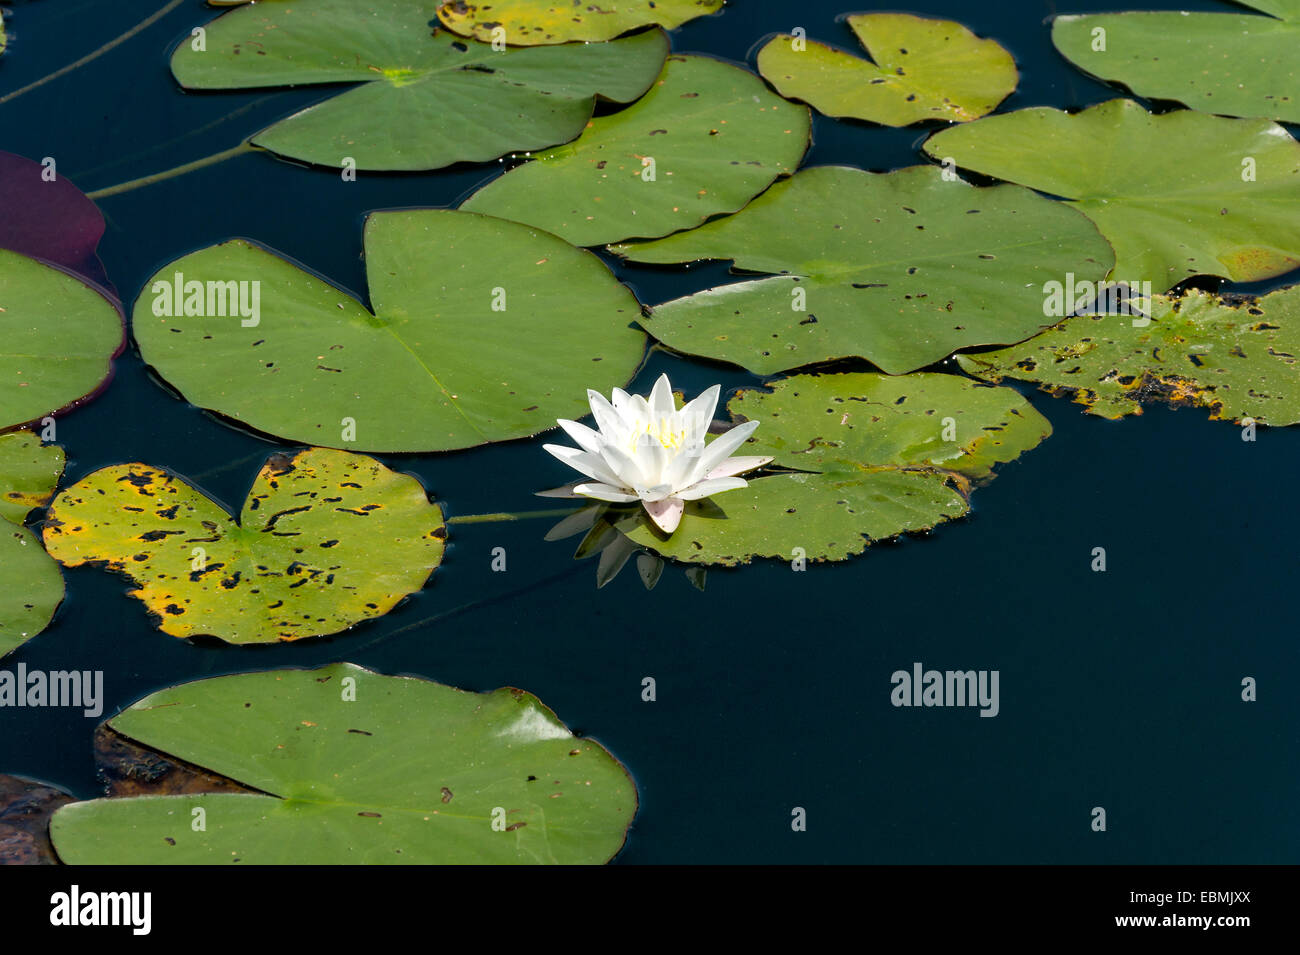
[0,151,112,291]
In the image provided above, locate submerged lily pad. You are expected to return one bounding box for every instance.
[0,775,76,865]
[0,432,65,657]
[51,663,638,864]
[461,54,811,246]
[925,99,1300,289]
[0,152,112,291]
[757,14,1017,126]
[1052,2,1300,124]
[171,0,668,171]
[957,285,1300,424]
[437,0,722,45]
[620,372,1051,565]
[42,448,445,645]
[0,249,123,431]
[133,209,645,452]
[614,165,1113,375]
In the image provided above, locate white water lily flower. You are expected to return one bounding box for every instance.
[541,373,772,534]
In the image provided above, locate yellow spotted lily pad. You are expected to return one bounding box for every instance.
[757,14,1017,126]
[957,285,1300,424]
[42,448,445,644]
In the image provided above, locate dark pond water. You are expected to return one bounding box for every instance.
[1,0,1296,863]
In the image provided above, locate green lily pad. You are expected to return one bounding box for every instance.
[171,0,668,171]
[957,285,1300,424]
[1,248,123,430]
[757,13,1017,126]
[437,0,722,45]
[620,372,1051,565]
[0,432,65,657]
[133,209,645,452]
[51,663,638,864]
[613,164,1113,375]
[42,448,445,645]
[1052,2,1300,124]
[924,99,1300,289]
[460,54,811,246]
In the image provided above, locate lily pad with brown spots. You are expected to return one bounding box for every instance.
[0,432,66,657]
[618,372,1052,565]
[42,448,445,645]
[957,286,1300,424]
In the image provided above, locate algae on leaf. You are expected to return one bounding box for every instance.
[52,664,638,864]
[958,286,1300,425]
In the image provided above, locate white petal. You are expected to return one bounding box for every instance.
[689,419,760,484]
[675,476,748,501]
[643,497,685,533]
[661,445,703,490]
[597,442,650,491]
[706,455,772,479]
[544,444,625,487]
[648,373,676,419]
[632,433,670,486]
[679,384,720,439]
[586,389,624,436]
[556,418,604,454]
[573,482,642,503]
